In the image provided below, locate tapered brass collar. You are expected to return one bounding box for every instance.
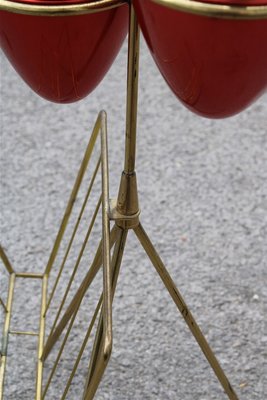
[109,172,140,229]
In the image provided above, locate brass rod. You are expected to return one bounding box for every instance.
[36,274,48,400]
[0,357,6,400]
[44,158,101,316]
[115,2,140,222]
[41,225,118,362]
[100,111,112,358]
[15,272,43,279]
[42,292,84,398]
[0,273,16,400]
[45,195,102,337]
[60,295,103,400]
[0,298,7,313]
[44,118,101,276]
[123,3,140,175]
[9,330,39,336]
[0,245,15,274]
[134,223,239,400]
[83,227,128,400]
[41,240,102,362]
[82,329,105,400]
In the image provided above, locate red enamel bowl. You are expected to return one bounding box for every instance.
[133,0,267,118]
[0,0,128,103]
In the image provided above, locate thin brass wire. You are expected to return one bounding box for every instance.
[44,157,101,317]
[36,275,48,400]
[42,288,96,398]
[0,246,14,275]
[44,113,105,277]
[0,298,7,314]
[41,227,118,362]
[0,273,16,400]
[46,195,102,335]
[42,197,106,397]
[60,295,103,400]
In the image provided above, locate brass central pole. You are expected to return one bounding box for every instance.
[116,3,140,224]
[123,2,140,175]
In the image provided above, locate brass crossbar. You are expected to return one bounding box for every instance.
[9,330,39,336]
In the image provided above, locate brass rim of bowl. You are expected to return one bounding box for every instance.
[150,0,267,19]
[0,0,127,16]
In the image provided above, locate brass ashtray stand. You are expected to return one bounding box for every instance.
[0,3,252,399]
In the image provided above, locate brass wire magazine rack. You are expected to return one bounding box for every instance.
[1,1,267,399]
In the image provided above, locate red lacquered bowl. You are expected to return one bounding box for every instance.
[133,0,267,118]
[0,0,128,103]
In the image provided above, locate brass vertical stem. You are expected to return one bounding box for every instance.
[36,275,48,400]
[0,273,16,400]
[116,4,140,223]
[100,111,113,358]
[123,2,140,175]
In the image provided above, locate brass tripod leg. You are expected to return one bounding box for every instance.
[134,223,239,400]
[83,227,128,400]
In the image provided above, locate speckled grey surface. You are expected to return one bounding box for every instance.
[1,35,267,400]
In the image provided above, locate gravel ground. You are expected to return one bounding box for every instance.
[1,34,267,400]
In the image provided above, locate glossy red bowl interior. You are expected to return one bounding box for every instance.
[0,1,128,103]
[133,0,267,118]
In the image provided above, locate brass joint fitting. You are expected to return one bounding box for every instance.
[109,171,140,229]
